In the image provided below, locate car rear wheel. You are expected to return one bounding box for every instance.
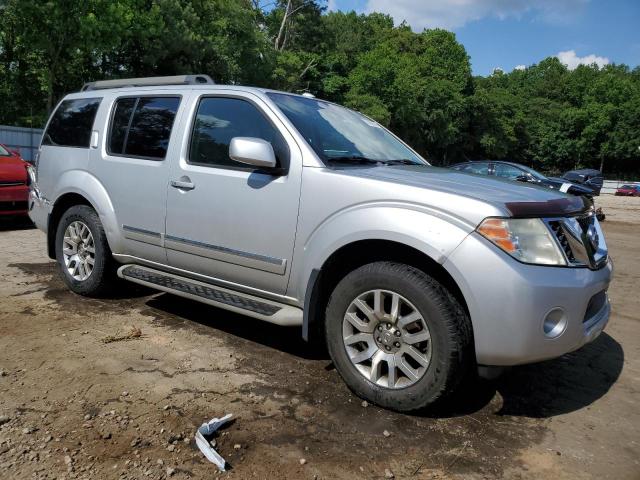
[325,261,473,412]
[55,205,117,296]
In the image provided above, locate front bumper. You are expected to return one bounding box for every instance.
[444,232,613,366]
[0,184,29,215]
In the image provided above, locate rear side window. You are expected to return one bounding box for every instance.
[494,163,523,179]
[189,97,288,169]
[108,98,136,154]
[43,98,101,148]
[460,162,489,175]
[108,96,180,160]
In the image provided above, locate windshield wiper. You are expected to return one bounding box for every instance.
[383,159,422,166]
[326,156,387,165]
[327,156,421,166]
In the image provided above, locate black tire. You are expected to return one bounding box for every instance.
[325,262,473,412]
[55,205,117,297]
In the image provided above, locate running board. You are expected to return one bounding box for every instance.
[117,265,302,326]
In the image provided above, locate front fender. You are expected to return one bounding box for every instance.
[52,170,122,252]
[289,202,474,301]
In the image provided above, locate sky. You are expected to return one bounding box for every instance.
[326,0,640,76]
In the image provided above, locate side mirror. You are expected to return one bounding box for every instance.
[515,174,529,182]
[229,137,276,169]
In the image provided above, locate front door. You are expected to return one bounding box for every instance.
[164,91,302,295]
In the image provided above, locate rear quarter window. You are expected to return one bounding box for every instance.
[42,98,102,148]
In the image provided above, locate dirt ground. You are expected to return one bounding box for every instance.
[0,196,638,480]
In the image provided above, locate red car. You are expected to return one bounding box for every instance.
[615,184,640,197]
[0,143,30,216]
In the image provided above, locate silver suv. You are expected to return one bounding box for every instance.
[28,75,612,411]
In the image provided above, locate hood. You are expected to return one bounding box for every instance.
[335,165,589,217]
[0,155,28,183]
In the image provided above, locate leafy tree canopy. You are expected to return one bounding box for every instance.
[1,0,637,175]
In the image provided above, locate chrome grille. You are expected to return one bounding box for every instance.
[544,213,608,269]
[548,220,575,263]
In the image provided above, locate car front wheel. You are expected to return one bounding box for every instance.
[325,261,473,412]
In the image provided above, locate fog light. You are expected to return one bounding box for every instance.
[543,308,567,338]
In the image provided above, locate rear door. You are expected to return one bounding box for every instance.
[89,91,186,263]
[164,90,303,295]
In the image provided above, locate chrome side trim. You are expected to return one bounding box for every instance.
[164,234,286,275]
[122,225,163,247]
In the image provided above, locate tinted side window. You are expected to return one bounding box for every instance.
[462,163,489,175]
[107,96,180,159]
[108,98,136,154]
[43,98,101,148]
[189,97,289,169]
[125,97,180,159]
[495,163,524,180]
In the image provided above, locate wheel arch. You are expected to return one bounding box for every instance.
[47,180,119,261]
[302,239,471,345]
[47,193,93,259]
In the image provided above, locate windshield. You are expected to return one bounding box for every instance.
[0,145,10,156]
[267,93,425,166]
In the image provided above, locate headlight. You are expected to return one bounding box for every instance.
[477,218,566,266]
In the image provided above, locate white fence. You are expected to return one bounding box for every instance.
[0,125,43,162]
[602,180,640,195]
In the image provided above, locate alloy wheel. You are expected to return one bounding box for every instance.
[342,289,432,389]
[62,221,96,281]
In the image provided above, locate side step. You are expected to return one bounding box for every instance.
[117,265,302,326]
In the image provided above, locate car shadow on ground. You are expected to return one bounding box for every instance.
[423,332,624,419]
[145,293,624,419]
[146,293,328,361]
[0,216,34,232]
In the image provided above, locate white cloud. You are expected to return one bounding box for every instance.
[327,0,338,12]
[364,0,588,31]
[514,65,527,71]
[556,50,609,69]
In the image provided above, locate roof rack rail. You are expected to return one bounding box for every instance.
[81,74,214,91]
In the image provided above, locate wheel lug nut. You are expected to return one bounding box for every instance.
[377,325,383,331]
[377,337,381,342]
[386,323,391,329]
[385,346,391,351]
[394,342,400,348]
[394,331,401,337]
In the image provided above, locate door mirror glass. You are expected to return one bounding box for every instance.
[229,137,277,169]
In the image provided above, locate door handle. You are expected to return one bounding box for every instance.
[170,179,195,190]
